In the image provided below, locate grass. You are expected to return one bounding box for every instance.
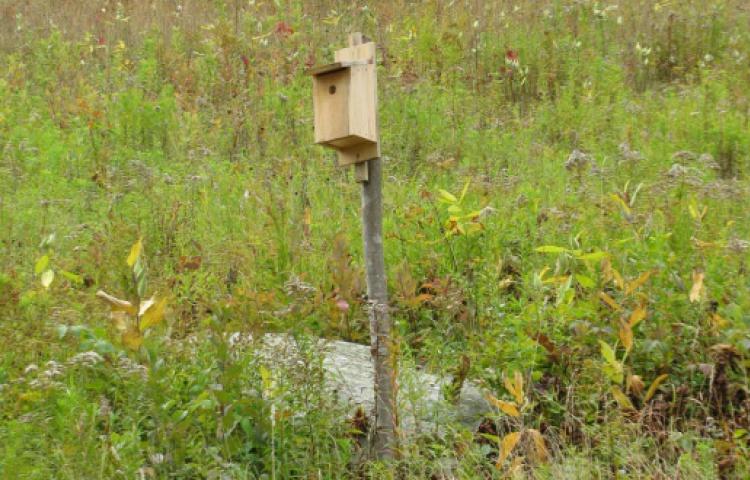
[1,0,749,478]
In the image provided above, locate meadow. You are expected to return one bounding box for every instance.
[0,0,749,478]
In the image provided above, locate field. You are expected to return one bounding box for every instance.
[1,0,749,478]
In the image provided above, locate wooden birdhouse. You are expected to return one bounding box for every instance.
[309,38,379,167]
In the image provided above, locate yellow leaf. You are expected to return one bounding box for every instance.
[619,322,633,352]
[110,310,129,332]
[122,327,143,350]
[127,237,143,267]
[303,207,312,226]
[498,277,514,291]
[689,270,704,303]
[508,456,524,475]
[688,202,708,221]
[458,180,471,202]
[692,237,721,249]
[41,269,55,289]
[140,297,168,331]
[503,371,524,404]
[96,290,137,315]
[628,374,645,396]
[527,428,549,462]
[496,431,521,467]
[644,374,669,402]
[710,313,728,330]
[625,271,652,295]
[628,306,647,327]
[611,386,635,411]
[612,269,625,291]
[599,291,621,311]
[138,297,155,316]
[538,266,550,280]
[543,274,571,285]
[610,193,632,215]
[487,394,521,417]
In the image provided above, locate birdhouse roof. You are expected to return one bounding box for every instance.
[307,60,371,76]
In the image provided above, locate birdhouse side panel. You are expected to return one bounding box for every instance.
[348,64,377,143]
[312,69,351,145]
[334,43,378,144]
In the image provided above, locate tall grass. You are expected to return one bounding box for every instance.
[1,0,749,477]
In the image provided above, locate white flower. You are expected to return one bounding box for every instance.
[68,351,104,367]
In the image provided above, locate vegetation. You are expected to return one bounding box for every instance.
[1,0,749,478]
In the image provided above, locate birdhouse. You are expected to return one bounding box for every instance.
[309,40,379,167]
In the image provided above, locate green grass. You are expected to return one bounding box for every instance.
[1,0,749,477]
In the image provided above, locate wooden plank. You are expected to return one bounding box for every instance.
[335,41,378,148]
[312,68,350,145]
[306,60,370,76]
[337,141,378,167]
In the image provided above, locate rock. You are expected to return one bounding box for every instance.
[260,334,491,434]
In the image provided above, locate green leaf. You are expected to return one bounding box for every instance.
[600,340,623,383]
[136,273,147,299]
[576,251,608,261]
[260,365,272,392]
[41,269,55,289]
[575,274,596,289]
[599,340,617,365]
[35,255,50,275]
[61,270,83,285]
[458,180,471,203]
[447,205,462,214]
[438,189,458,204]
[535,245,569,254]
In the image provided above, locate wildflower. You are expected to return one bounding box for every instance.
[274,21,294,38]
[698,153,720,170]
[117,356,148,379]
[68,351,104,368]
[671,150,697,162]
[284,275,316,297]
[505,49,519,68]
[478,206,498,218]
[726,237,749,254]
[619,142,643,162]
[667,163,689,177]
[42,360,65,378]
[336,298,350,312]
[564,149,591,173]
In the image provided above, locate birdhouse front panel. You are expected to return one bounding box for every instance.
[312,68,351,146]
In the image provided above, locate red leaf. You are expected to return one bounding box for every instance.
[274,21,294,38]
